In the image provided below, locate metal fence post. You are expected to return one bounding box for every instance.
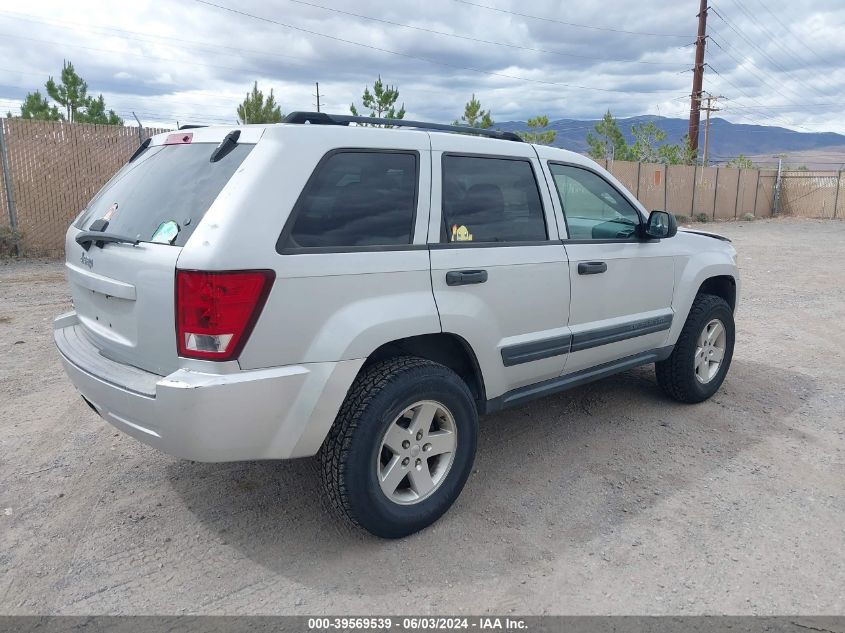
[663,164,668,212]
[712,167,720,220]
[0,120,19,255]
[635,161,641,199]
[691,165,697,216]
[773,157,783,216]
[753,169,760,217]
[734,168,742,218]
[834,170,841,219]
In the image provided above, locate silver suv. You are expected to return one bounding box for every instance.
[55,112,740,538]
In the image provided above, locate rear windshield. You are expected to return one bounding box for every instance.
[75,142,254,246]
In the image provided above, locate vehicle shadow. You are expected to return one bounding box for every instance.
[168,358,815,596]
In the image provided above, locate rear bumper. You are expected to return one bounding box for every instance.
[54,312,363,462]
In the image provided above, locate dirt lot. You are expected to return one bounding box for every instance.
[1,218,843,615]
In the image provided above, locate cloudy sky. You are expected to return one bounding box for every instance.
[0,0,842,134]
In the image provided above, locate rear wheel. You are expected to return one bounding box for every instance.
[656,294,735,403]
[319,357,478,538]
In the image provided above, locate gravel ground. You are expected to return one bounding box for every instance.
[0,218,843,615]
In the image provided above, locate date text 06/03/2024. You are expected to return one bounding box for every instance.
[307,617,529,630]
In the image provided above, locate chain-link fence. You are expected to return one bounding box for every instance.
[0,118,169,256]
[779,170,844,219]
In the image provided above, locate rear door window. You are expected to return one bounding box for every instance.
[76,142,254,246]
[441,155,547,243]
[280,150,418,250]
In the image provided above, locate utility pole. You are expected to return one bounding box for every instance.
[313,82,322,112]
[700,93,722,166]
[688,0,709,156]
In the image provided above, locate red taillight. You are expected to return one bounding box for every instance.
[176,270,274,361]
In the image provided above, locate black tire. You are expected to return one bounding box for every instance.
[656,293,735,403]
[319,356,478,538]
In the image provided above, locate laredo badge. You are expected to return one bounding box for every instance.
[451,224,473,242]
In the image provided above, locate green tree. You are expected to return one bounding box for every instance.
[587,111,696,165]
[519,115,556,145]
[237,81,283,124]
[630,121,666,163]
[8,60,123,125]
[46,61,88,122]
[17,90,63,121]
[629,121,694,165]
[350,76,406,124]
[75,93,122,125]
[672,134,697,166]
[726,154,753,169]
[454,94,493,129]
[586,110,632,161]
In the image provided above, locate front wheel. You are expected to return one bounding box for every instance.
[656,294,735,403]
[319,357,478,538]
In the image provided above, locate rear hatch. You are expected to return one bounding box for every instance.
[65,128,259,376]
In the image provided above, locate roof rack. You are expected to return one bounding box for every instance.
[283,111,523,142]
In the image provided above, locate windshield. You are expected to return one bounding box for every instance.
[75,142,254,246]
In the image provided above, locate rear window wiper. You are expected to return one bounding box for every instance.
[75,231,140,251]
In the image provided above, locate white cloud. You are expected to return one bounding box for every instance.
[0,0,842,133]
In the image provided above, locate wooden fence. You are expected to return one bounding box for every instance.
[0,119,841,256]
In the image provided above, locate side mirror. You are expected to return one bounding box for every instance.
[643,210,677,239]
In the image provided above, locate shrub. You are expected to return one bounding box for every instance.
[741,213,755,221]
[674,214,689,224]
[0,225,22,257]
[694,213,709,223]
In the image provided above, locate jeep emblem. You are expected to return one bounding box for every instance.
[80,252,94,269]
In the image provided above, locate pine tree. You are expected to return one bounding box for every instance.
[350,76,406,124]
[18,90,63,121]
[630,121,667,163]
[76,94,122,125]
[45,61,90,123]
[519,115,556,145]
[7,60,125,125]
[454,94,493,128]
[586,110,631,161]
[237,82,283,124]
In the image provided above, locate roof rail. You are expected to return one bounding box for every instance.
[283,111,523,142]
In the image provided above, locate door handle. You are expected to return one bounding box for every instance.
[446,270,488,286]
[578,261,608,275]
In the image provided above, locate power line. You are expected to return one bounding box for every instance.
[738,0,841,96]
[193,0,685,95]
[703,64,818,131]
[0,12,316,70]
[0,32,311,80]
[707,32,822,108]
[750,0,831,67]
[281,0,689,67]
[710,4,828,99]
[451,0,694,38]
[728,0,839,96]
[713,101,838,110]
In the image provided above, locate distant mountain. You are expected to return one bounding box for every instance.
[495,115,845,162]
